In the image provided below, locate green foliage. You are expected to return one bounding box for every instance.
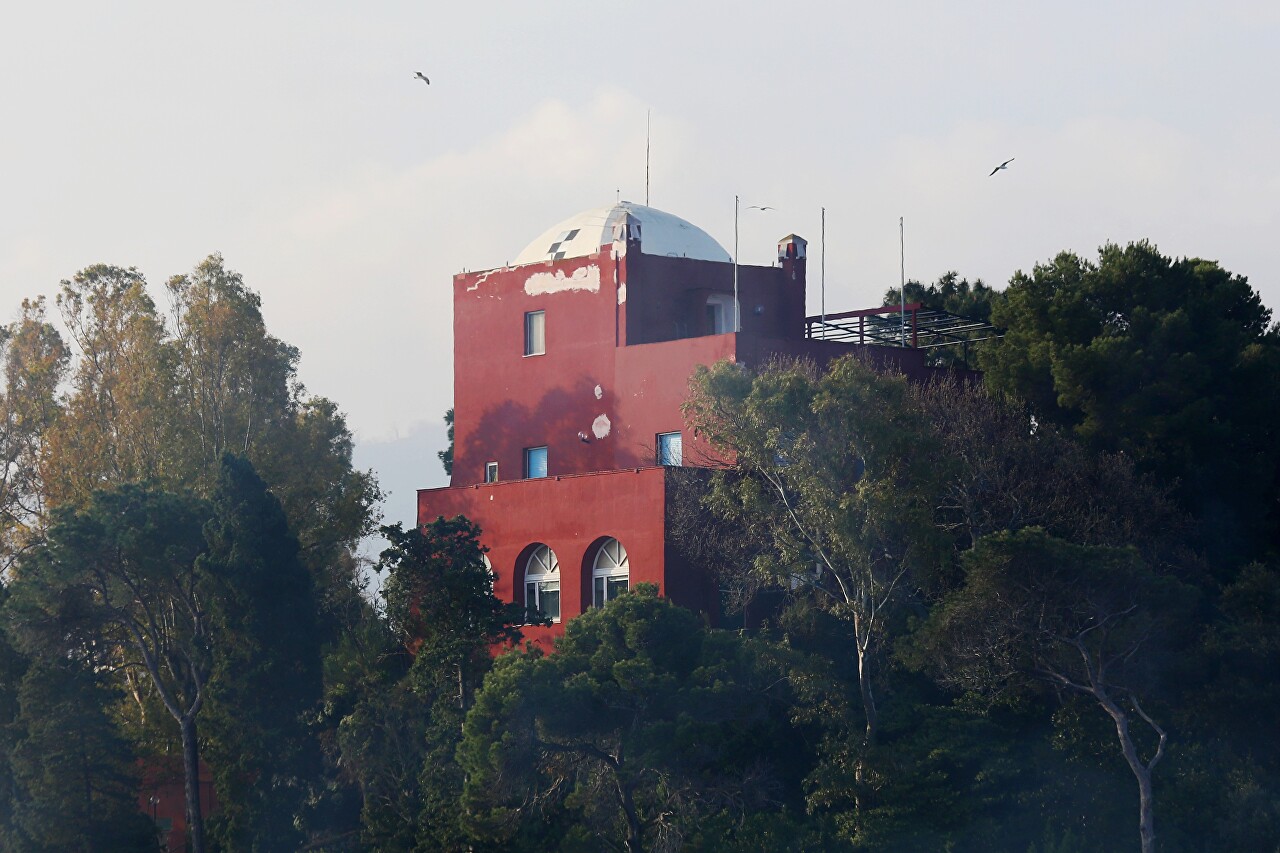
[4,485,210,697]
[5,254,380,614]
[914,528,1193,702]
[884,272,1001,367]
[460,585,805,852]
[908,377,1183,559]
[884,272,999,324]
[4,661,158,852]
[4,485,212,849]
[2,256,382,850]
[980,241,1280,564]
[0,298,68,573]
[0,584,28,848]
[439,407,454,476]
[201,455,324,852]
[683,354,948,767]
[380,517,526,664]
[912,529,1200,853]
[337,517,527,852]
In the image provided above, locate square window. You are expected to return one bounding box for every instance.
[526,580,560,622]
[524,310,545,356]
[524,446,548,479]
[657,432,683,467]
[484,462,498,483]
[595,575,629,608]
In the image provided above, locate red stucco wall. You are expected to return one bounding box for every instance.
[419,467,688,651]
[428,236,957,648]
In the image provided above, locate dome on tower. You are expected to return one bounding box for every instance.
[512,201,730,267]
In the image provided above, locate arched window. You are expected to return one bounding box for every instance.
[592,538,629,608]
[524,545,560,622]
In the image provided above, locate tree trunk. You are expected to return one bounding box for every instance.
[180,715,206,853]
[1097,694,1157,853]
[857,640,878,749]
[617,778,643,853]
[1136,761,1156,853]
[853,632,877,812]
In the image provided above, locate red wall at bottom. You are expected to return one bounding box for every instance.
[418,467,715,652]
[138,758,216,851]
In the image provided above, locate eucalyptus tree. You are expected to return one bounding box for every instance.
[913,528,1197,853]
[0,299,67,576]
[683,355,948,790]
[3,255,379,599]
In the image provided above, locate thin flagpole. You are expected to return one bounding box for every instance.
[733,195,740,332]
[821,207,826,336]
[900,216,906,346]
[645,110,651,207]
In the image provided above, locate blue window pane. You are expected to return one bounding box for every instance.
[658,432,682,466]
[525,446,548,478]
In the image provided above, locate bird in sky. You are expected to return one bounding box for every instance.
[414,71,430,85]
[989,158,1014,176]
[747,205,775,211]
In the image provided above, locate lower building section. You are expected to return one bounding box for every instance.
[417,466,717,650]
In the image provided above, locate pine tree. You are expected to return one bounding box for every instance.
[200,455,324,852]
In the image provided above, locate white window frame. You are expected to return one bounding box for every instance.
[524,310,546,356]
[592,538,630,608]
[657,431,683,467]
[705,294,737,334]
[524,545,560,622]
[484,461,498,483]
[524,446,548,479]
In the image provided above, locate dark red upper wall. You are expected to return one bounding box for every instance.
[450,240,810,487]
[621,251,806,345]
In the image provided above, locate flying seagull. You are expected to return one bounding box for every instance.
[414,71,430,85]
[746,205,775,211]
[989,158,1014,176]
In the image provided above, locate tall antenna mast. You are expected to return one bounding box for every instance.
[821,207,826,334]
[645,110,651,207]
[899,216,906,347]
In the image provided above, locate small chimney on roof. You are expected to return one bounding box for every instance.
[778,234,807,262]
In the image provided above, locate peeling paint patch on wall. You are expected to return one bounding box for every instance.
[592,414,611,439]
[617,282,627,304]
[525,264,601,296]
[594,384,604,400]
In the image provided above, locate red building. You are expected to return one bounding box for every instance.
[417,201,959,648]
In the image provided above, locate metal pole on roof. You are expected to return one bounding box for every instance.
[645,110,651,207]
[821,206,826,336]
[734,195,740,332]
[900,216,907,346]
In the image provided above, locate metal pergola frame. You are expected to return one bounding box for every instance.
[805,302,1003,351]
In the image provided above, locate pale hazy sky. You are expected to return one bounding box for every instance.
[3,1,1278,524]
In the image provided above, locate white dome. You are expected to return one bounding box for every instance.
[512,201,730,267]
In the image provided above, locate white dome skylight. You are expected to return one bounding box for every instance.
[512,201,730,267]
